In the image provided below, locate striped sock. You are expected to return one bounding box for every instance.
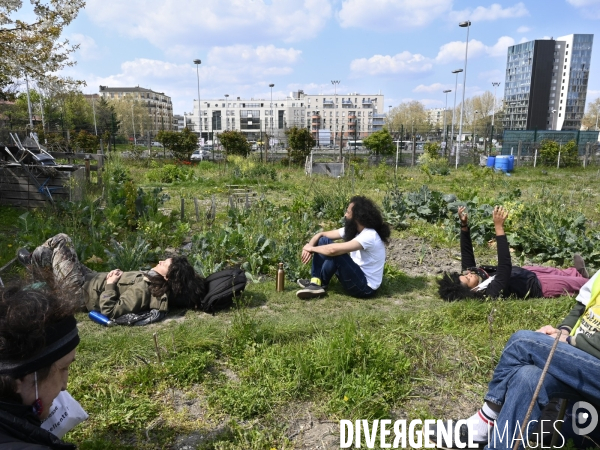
[466,406,496,440]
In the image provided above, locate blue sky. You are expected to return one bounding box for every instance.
[60,0,600,116]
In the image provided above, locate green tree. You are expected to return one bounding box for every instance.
[363,128,394,156]
[0,0,85,97]
[71,130,99,152]
[219,130,251,157]
[423,142,441,159]
[583,98,600,131]
[156,128,198,160]
[285,126,315,164]
[539,139,580,168]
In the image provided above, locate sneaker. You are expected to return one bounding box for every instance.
[574,254,589,278]
[16,248,32,267]
[428,420,488,449]
[296,283,325,300]
[297,279,311,288]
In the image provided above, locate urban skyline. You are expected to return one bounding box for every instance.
[47,0,600,118]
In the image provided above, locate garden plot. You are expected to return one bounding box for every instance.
[2,158,600,449]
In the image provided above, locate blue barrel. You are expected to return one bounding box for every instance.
[507,155,514,171]
[495,155,511,172]
[486,156,496,168]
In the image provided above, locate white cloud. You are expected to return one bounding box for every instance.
[435,39,487,64]
[70,34,102,61]
[487,36,516,57]
[338,0,452,30]
[76,45,302,113]
[567,0,600,19]
[519,37,529,43]
[84,0,332,49]
[435,36,514,63]
[413,83,453,93]
[449,2,529,22]
[207,45,302,68]
[516,26,530,33]
[350,51,433,76]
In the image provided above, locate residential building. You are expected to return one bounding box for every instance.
[502,34,593,131]
[98,85,173,132]
[172,114,185,131]
[426,108,449,130]
[185,90,384,145]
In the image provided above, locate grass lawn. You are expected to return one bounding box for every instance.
[1,157,599,449]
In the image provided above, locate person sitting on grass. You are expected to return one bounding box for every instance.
[17,233,206,322]
[437,206,589,301]
[0,283,80,449]
[296,195,390,300]
[431,269,600,449]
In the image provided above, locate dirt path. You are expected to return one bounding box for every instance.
[386,236,462,277]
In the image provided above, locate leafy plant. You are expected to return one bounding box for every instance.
[104,237,152,271]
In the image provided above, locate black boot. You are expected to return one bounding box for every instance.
[16,248,32,267]
[574,254,589,279]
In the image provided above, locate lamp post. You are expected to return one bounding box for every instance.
[332,80,340,156]
[269,83,274,160]
[490,82,500,154]
[450,69,463,160]
[91,94,98,136]
[456,20,471,169]
[224,94,229,131]
[193,59,202,143]
[443,90,451,155]
[552,109,557,130]
[473,110,479,151]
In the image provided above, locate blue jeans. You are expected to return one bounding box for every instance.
[484,330,600,450]
[311,237,375,298]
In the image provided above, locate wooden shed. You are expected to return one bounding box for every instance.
[0,164,85,208]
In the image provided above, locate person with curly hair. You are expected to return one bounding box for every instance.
[296,195,390,299]
[0,283,80,448]
[437,206,588,301]
[17,234,206,322]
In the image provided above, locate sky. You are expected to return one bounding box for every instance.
[57,0,600,116]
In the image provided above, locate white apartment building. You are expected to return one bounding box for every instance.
[426,108,449,130]
[184,90,384,145]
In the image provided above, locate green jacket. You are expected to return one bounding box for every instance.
[83,271,168,319]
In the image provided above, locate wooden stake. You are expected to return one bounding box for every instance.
[153,332,162,363]
[194,197,200,222]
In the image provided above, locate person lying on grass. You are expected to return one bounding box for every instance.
[296,195,390,300]
[17,233,206,322]
[437,205,589,301]
[431,269,600,449]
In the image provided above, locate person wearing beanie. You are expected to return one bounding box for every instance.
[0,284,80,449]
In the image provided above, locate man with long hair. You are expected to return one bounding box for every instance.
[296,195,390,299]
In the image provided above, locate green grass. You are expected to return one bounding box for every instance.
[1,161,599,448]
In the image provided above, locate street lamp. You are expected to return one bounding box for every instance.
[456,20,471,169]
[490,82,500,154]
[269,83,274,160]
[131,103,136,146]
[193,59,202,142]
[443,90,451,154]
[332,80,340,155]
[552,109,557,130]
[450,69,463,159]
[473,110,479,150]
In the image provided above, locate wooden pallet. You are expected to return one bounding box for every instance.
[0,164,85,208]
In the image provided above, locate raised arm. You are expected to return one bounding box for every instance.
[459,206,477,270]
[482,206,512,298]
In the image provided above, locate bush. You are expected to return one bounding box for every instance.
[539,139,580,168]
[147,163,195,183]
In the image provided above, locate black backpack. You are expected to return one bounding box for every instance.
[200,268,247,313]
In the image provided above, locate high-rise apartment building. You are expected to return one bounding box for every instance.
[185,90,384,145]
[503,34,593,131]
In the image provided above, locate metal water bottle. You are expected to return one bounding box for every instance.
[276,262,285,292]
[89,311,116,327]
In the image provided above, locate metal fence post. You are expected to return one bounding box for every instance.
[534,149,538,168]
[517,141,522,167]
